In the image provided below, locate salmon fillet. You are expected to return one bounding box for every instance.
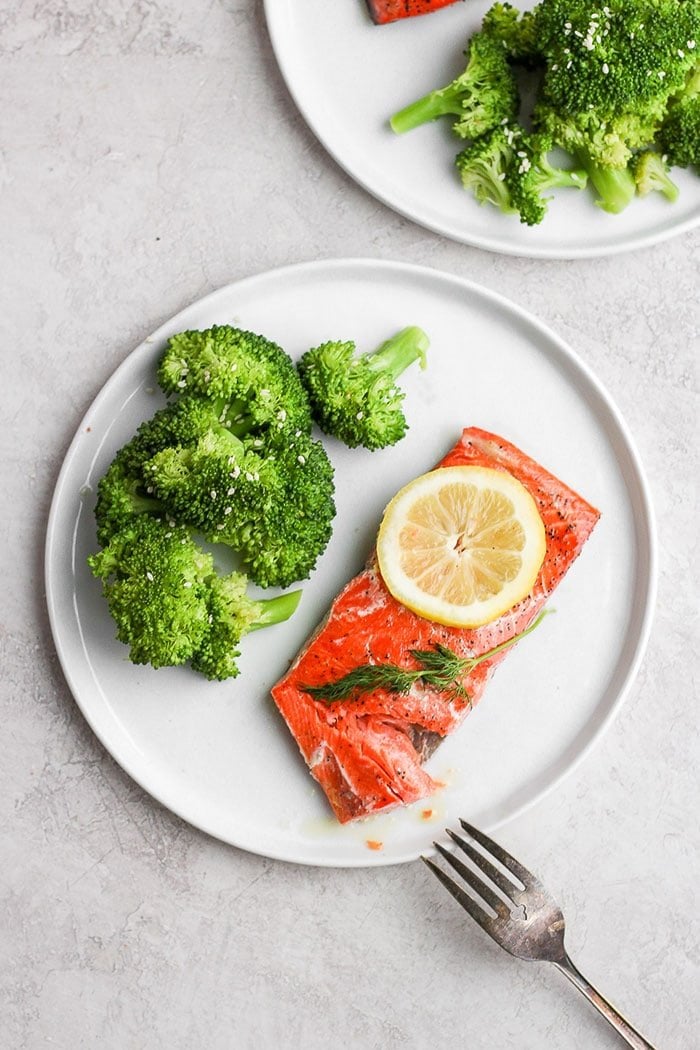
[366,0,462,25]
[271,427,600,823]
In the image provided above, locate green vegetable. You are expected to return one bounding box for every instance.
[456,127,587,225]
[658,94,700,169]
[390,0,700,221]
[303,609,552,704]
[88,516,300,679]
[144,427,336,589]
[297,326,429,450]
[390,30,520,138]
[158,324,312,436]
[631,150,679,201]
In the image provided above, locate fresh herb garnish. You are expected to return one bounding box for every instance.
[303,609,552,705]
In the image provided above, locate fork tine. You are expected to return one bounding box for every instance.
[433,841,511,919]
[421,856,497,937]
[459,818,538,889]
[447,828,521,901]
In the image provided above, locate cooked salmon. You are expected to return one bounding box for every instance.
[271,428,600,823]
[366,0,461,25]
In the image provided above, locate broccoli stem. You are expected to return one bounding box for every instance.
[366,326,429,381]
[249,589,302,631]
[576,154,636,214]
[390,86,466,134]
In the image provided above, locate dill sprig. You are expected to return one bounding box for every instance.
[303,609,552,705]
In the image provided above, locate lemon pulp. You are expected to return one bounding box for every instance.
[376,465,546,628]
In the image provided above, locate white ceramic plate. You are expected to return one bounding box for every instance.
[264,0,700,258]
[45,259,656,866]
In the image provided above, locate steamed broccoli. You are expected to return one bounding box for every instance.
[190,571,302,681]
[508,132,588,224]
[297,326,429,450]
[455,127,586,224]
[455,126,518,211]
[88,516,301,678]
[93,395,263,546]
[631,150,680,201]
[157,325,312,436]
[389,0,700,221]
[143,428,336,588]
[390,30,519,138]
[93,446,164,547]
[531,0,700,212]
[658,95,700,169]
[481,2,541,66]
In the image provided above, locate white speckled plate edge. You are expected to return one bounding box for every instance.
[263,0,700,259]
[44,258,657,867]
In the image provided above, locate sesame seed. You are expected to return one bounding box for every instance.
[224,506,232,515]
[216,524,225,531]
[210,490,217,499]
[498,171,507,181]
[259,389,271,398]
[183,580,192,587]
[146,571,154,581]
[602,62,609,74]
[177,379,187,388]
[297,455,306,464]
[227,487,235,495]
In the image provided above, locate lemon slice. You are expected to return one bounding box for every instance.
[376,465,546,628]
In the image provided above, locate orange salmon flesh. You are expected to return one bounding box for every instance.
[270,428,600,823]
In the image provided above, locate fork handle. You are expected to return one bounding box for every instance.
[554,955,657,1049]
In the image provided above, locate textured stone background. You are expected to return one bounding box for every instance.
[1,2,698,1048]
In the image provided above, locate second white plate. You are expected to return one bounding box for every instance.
[264,0,700,258]
[46,259,656,866]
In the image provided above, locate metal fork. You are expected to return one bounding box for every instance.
[423,819,656,1049]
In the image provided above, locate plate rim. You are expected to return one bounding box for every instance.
[262,0,700,260]
[44,257,658,867]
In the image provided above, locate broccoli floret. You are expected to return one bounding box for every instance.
[631,149,680,200]
[144,429,336,589]
[508,131,588,224]
[455,126,519,211]
[236,432,336,588]
[533,104,638,212]
[297,326,429,451]
[530,0,700,210]
[93,396,250,545]
[481,3,541,66]
[658,94,700,168]
[534,1,700,117]
[93,446,164,547]
[157,325,312,436]
[88,517,216,669]
[455,126,587,224]
[191,574,301,681]
[88,516,300,678]
[390,31,519,137]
